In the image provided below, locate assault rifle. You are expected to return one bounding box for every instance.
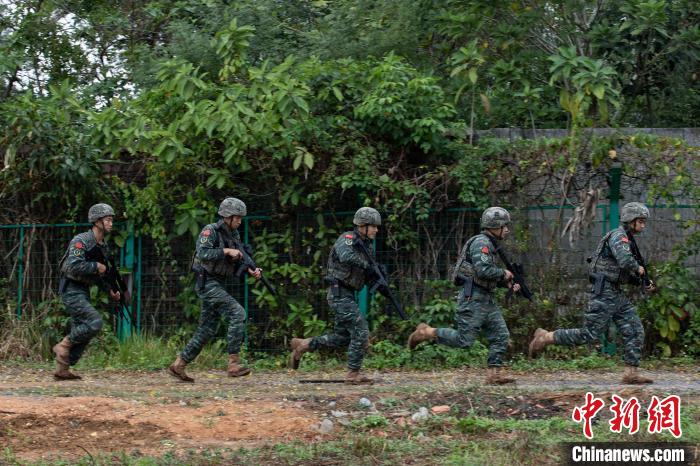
[232,241,278,297]
[85,246,135,324]
[353,230,408,320]
[490,239,534,302]
[627,233,654,294]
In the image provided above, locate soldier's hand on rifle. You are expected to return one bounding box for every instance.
[638,265,646,277]
[645,280,657,294]
[247,267,262,280]
[109,290,121,301]
[504,270,514,282]
[96,262,107,275]
[511,283,521,293]
[224,248,243,260]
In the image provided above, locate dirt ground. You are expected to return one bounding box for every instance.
[1,365,699,461]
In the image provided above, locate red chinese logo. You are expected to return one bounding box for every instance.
[609,394,640,434]
[572,392,605,439]
[647,395,682,438]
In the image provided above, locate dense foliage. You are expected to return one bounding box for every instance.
[1,0,698,360]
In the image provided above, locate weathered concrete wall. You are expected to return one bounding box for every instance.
[474,127,700,146]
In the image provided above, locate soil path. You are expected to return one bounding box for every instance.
[1,366,698,461]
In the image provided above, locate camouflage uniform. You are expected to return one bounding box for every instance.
[180,219,247,362]
[437,233,510,366]
[58,229,109,365]
[309,231,372,370]
[553,225,645,366]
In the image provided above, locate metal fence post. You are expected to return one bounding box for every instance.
[118,227,136,341]
[601,163,623,356]
[16,225,25,318]
[243,217,249,347]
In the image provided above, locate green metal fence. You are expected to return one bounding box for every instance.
[1,204,698,353]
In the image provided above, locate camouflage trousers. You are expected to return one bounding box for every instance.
[435,292,510,367]
[309,288,369,371]
[553,284,644,366]
[180,279,246,363]
[60,281,103,366]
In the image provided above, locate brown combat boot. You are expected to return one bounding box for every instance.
[53,336,71,366]
[485,367,516,385]
[53,361,82,381]
[227,354,251,377]
[528,328,555,357]
[407,323,436,350]
[345,369,374,385]
[288,337,312,369]
[621,365,653,385]
[168,355,194,382]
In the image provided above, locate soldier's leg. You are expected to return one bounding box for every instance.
[553,288,616,347]
[482,305,510,367]
[219,290,250,377]
[309,293,353,351]
[63,287,103,366]
[483,305,515,384]
[613,295,652,384]
[180,283,221,363]
[434,298,485,349]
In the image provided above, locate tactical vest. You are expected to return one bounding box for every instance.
[451,234,500,291]
[325,231,369,291]
[588,227,636,285]
[58,230,106,285]
[193,221,239,279]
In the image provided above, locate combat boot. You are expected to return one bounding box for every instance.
[621,365,653,384]
[227,354,251,377]
[407,323,436,350]
[345,369,373,385]
[288,337,312,369]
[54,361,82,381]
[53,336,71,366]
[485,367,516,385]
[528,328,555,357]
[168,355,194,382]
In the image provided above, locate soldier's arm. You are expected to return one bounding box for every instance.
[470,238,507,282]
[335,236,371,270]
[63,239,99,277]
[196,227,226,261]
[608,231,640,273]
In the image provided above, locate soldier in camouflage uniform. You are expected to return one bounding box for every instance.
[529,202,656,384]
[53,203,121,380]
[168,197,262,383]
[407,207,522,385]
[288,207,381,385]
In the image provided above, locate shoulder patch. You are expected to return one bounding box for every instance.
[344,234,353,239]
[481,246,489,254]
[621,236,629,243]
[75,242,83,249]
[344,234,353,246]
[202,229,211,237]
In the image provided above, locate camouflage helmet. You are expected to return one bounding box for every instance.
[620,202,650,223]
[218,197,247,217]
[88,203,115,223]
[481,207,511,229]
[353,207,382,226]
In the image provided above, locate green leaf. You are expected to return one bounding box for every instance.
[293,154,302,170]
[468,67,478,85]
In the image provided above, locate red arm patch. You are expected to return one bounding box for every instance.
[621,236,629,243]
[202,229,211,237]
[481,246,489,253]
[344,234,353,239]
[75,242,83,249]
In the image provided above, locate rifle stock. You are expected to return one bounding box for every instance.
[491,239,534,302]
[353,231,408,320]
